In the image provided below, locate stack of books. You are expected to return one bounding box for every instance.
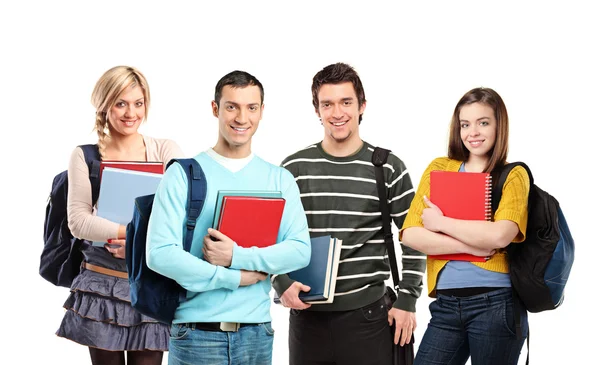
[93,161,164,247]
[212,190,286,248]
[274,235,343,304]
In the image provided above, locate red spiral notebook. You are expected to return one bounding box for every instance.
[428,170,492,262]
[216,196,286,248]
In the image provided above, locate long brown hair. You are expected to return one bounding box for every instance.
[448,87,509,176]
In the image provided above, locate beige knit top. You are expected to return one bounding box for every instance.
[67,135,184,242]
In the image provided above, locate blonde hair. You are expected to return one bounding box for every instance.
[91,66,150,158]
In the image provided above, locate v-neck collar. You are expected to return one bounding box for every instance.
[205,148,255,174]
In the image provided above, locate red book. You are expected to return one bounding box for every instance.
[428,170,492,262]
[100,161,164,180]
[216,196,286,248]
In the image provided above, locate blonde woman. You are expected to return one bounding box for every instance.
[56,66,183,365]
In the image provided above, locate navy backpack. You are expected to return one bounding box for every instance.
[41,145,101,287]
[125,158,207,324]
[492,162,574,364]
[492,162,575,314]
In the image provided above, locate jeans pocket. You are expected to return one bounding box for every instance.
[361,298,388,321]
[502,300,518,337]
[261,322,275,336]
[170,323,191,340]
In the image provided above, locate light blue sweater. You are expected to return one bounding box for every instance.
[146,152,311,324]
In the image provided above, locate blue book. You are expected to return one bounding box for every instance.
[93,167,163,246]
[274,235,342,304]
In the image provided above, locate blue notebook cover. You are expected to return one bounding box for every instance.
[212,190,282,228]
[93,167,163,246]
[274,235,342,304]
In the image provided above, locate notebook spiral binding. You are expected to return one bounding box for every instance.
[485,175,492,220]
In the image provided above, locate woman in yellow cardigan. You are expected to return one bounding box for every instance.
[401,87,529,365]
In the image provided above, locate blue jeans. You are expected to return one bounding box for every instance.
[168,322,274,365]
[415,288,528,365]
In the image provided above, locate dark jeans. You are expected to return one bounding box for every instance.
[415,288,528,365]
[289,295,393,365]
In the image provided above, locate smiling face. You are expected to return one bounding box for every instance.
[212,85,263,158]
[107,84,145,137]
[459,102,497,163]
[316,82,365,147]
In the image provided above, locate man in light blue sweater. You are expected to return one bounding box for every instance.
[146,70,311,365]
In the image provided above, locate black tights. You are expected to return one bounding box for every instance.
[89,348,163,365]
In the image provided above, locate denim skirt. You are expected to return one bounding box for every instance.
[55,268,169,351]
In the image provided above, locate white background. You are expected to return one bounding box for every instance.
[1,1,596,364]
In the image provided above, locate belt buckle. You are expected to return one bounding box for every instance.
[219,322,240,332]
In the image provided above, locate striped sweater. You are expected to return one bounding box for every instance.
[272,141,426,312]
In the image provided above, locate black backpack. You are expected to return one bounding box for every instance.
[492,162,575,315]
[41,145,101,287]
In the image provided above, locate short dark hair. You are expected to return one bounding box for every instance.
[214,70,264,106]
[311,63,366,123]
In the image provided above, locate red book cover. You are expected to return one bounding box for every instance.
[100,161,164,180]
[428,170,492,262]
[217,196,286,248]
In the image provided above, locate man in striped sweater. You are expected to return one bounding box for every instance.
[273,63,426,365]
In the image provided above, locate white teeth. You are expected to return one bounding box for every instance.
[233,127,248,131]
[333,122,346,126]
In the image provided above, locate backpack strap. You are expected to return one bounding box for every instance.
[491,161,533,362]
[79,144,101,205]
[167,158,207,252]
[491,161,533,213]
[371,147,401,293]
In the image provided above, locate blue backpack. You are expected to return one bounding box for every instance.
[41,145,101,287]
[125,158,207,324]
[492,162,575,313]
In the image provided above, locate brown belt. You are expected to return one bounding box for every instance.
[83,262,128,279]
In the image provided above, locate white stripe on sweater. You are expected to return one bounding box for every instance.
[339,255,388,263]
[389,188,415,203]
[301,192,379,201]
[337,271,390,280]
[304,210,381,216]
[283,158,395,173]
[309,226,382,233]
[334,284,373,296]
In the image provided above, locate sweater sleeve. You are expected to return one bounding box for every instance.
[146,162,241,293]
[66,147,120,242]
[229,169,311,274]
[494,165,530,243]
[388,154,425,312]
[400,158,449,235]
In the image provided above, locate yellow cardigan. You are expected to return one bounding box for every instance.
[400,157,530,297]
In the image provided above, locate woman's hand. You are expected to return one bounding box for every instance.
[105,239,126,259]
[421,196,445,232]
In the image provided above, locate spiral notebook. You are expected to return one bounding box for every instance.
[428,171,492,262]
